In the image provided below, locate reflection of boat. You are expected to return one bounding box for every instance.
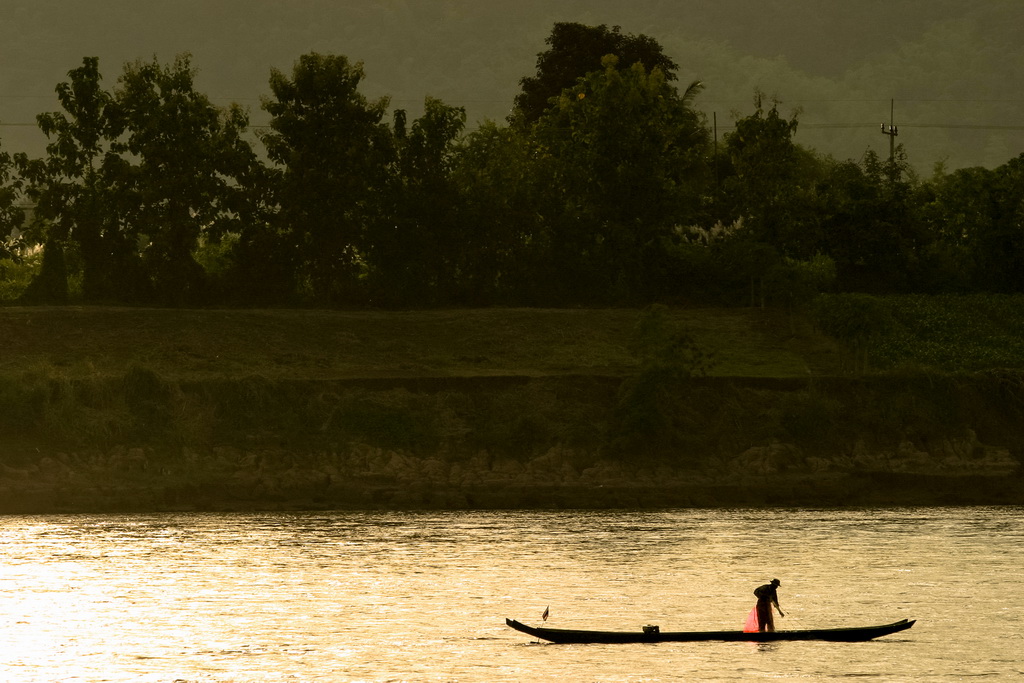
[505,617,915,644]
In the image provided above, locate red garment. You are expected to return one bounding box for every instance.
[743,606,760,633]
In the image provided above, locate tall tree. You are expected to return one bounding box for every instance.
[969,154,1024,292]
[367,98,466,306]
[818,148,922,292]
[261,52,394,305]
[531,57,709,302]
[112,54,258,304]
[20,57,119,302]
[0,138,25,257]
[721,93,805,251]
[452,121,547,304]
[917,165,991,292]
[513,23,679,125]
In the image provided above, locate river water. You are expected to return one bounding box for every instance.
[0,507,1021,682]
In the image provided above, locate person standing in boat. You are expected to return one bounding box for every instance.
[753,579,785,632]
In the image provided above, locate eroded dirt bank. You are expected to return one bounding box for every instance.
[2,374,1021,513]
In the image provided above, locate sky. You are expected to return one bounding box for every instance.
[1,0,1021,174]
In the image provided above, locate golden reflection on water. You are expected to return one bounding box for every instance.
[0,508,1021,681]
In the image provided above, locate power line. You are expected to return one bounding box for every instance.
[905,123,1024,130]
[714,122,1024,131]
[700,97,1024,104]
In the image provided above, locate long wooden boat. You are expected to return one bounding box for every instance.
[505,617,915,644]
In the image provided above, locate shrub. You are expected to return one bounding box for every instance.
[812,294,894,372]
[0,254,41,302]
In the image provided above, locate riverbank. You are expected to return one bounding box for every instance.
[1,306,1022,512]
[2,444,1021,513]
[1,373,1021,513]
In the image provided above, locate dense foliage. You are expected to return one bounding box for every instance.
[2,23,1023,308]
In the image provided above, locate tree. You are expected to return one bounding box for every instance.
[19,57,118,302]
[973,154,1024,292]
[530,56,709,302]
[0,138,25,258]
[721,93,807,251]
[914,165,987,292]
[261,52,394,305]
[714,237,781,308]
[920,166,991,252]
[366,97,466,306]
[217,160,292,305]
[513,22,679,125]
[451,121,549,305]
[764,254,838,332]
[818,148,923,292]
[112,54,259,304]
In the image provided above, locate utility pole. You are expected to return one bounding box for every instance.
[713,112,719,198]
[880,99,898,162]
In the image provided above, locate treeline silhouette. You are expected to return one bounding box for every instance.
[1,24,1022,308]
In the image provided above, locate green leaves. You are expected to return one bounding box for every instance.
[0,139,24,246]
[367,98,467,306]
[18,55,260,305]
[613,305,716,458]
[873,294,1024,372]
[260,52,394,305]
[4,27,1023,309]
[529,58,710,302]
[627,304,716,378]
[513,22,679,125]
[721,93,804,249]
[112,55,259,304]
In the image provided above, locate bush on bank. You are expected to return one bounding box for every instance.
[1,364,1021,481]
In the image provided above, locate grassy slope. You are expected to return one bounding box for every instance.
[3,305,1024,511]
[0,306,845,381]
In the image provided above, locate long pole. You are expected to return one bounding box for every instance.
[889,99,895,161]
[713,112,719,199]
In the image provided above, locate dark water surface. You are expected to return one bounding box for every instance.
[1,508,1021,681]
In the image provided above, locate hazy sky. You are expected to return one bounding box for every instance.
[1,0,1021,172]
